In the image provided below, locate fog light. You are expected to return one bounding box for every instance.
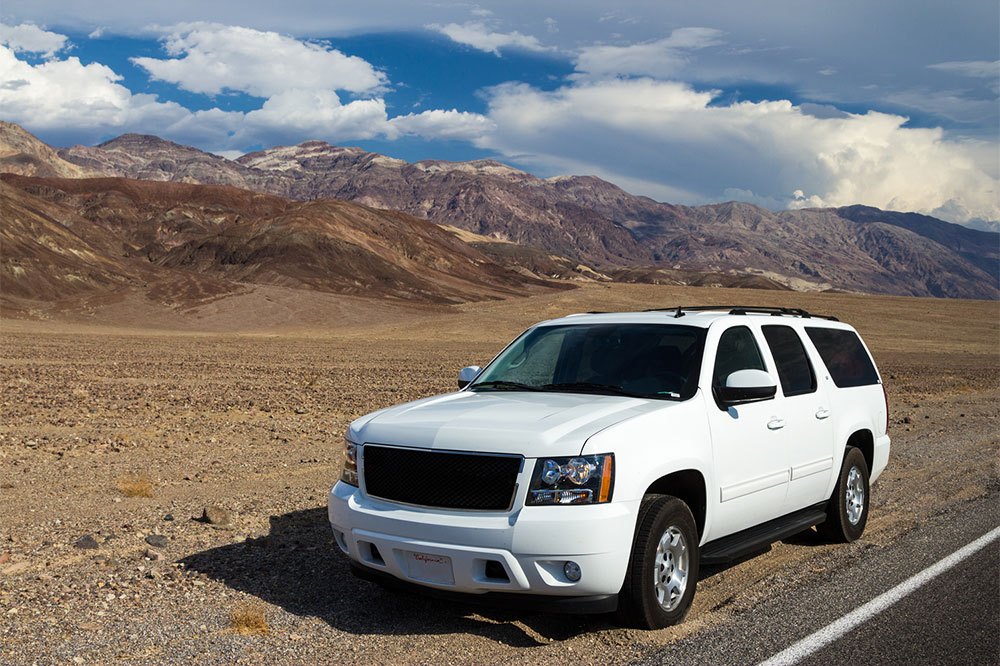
[563,561,581,582]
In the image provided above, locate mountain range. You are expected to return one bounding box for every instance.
[2,121,997,302]
[1,171,567,314]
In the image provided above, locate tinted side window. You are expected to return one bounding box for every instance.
[713,326,766,387]
[805,327,879,388]
[762,325,816,396]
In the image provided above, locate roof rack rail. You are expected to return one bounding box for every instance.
[643,305,839,321]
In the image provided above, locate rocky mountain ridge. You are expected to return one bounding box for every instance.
[1,174,565,309]
[0,122,99,179]
[10,125,998,299]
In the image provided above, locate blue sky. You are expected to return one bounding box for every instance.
[1,1,997,225]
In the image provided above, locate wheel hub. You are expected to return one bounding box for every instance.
[653,526,689,611]
[845,465,865,525]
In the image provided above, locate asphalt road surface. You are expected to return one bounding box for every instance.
[637,492,1000,666]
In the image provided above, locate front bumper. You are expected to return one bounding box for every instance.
[328,481,637,600]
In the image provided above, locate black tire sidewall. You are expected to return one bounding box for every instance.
[827,447,870,542]
[621,495,700,629]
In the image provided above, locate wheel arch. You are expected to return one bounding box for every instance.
[644,469,707,539]
[846,429,874,473]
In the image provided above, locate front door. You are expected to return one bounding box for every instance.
[705,324,789,540]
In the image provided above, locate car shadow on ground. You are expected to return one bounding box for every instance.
[180,507,615,646]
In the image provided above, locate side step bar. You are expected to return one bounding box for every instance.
[701,505,827,566]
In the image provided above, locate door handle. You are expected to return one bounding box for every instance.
[815,408,831,420]
[767,417,785,430]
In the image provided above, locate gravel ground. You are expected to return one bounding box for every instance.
[1,284,997,665]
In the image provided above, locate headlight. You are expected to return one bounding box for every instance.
[526,454,614,505]
[341,438,359,486]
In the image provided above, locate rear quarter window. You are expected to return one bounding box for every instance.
[805,327,880,388]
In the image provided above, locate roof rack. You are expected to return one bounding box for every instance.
[643,305,839,321]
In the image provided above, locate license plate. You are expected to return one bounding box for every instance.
[405,551,454,585]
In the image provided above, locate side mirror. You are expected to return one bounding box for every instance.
[715,369,777,405]
[458,366,482,389]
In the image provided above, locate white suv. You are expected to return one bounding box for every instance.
[328,306,890,628]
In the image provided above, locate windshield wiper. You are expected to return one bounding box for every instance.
[541,382,649,399]
[470,380,543,391]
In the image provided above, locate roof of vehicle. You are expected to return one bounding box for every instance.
[536,305,848,330]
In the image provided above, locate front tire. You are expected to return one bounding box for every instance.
[617,494,699,629]
[817,446,870,543]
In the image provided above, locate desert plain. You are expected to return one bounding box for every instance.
[1,282,997,665]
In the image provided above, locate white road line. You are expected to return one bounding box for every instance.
[757,525,1000,666]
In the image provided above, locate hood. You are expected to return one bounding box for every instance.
[351,390,672,457]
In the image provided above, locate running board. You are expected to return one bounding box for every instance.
[701,505,827,566]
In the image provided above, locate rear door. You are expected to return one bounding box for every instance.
[705,323,789,539]
[761,324,835,512]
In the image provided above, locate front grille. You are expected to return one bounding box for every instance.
[362,445,522,511]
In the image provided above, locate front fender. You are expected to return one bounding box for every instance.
[581,397,716,543]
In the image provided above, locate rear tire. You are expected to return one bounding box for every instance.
[817,447,870,543]
[617,494,699,629]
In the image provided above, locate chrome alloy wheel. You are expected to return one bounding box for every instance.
[653,526,689,611]
[845,466,865,525]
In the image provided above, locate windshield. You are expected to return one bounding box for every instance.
[470,323,706,400]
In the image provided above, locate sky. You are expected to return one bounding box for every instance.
[1,1,998,227]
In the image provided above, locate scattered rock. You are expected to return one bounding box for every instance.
[902,416,913,424]
[74,535,99,550]
[0,552,10,564]
[145,534,168,548]
[200,506,230,526]
[143,548,162,561]
[163,514,174,521]
[295,407,309,414]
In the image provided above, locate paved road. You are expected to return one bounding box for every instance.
[637,493,1000,666]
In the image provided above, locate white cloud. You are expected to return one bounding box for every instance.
[132,23,386,97]
[927,60,999,78]
[0,22,68,58]
[242,89,390,142]
[0,45,188,139]
[388,109,494,141]
[574,27,722,78]
[0,32,495,153]
[428,21,550,56]
[479,78,1000,224]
